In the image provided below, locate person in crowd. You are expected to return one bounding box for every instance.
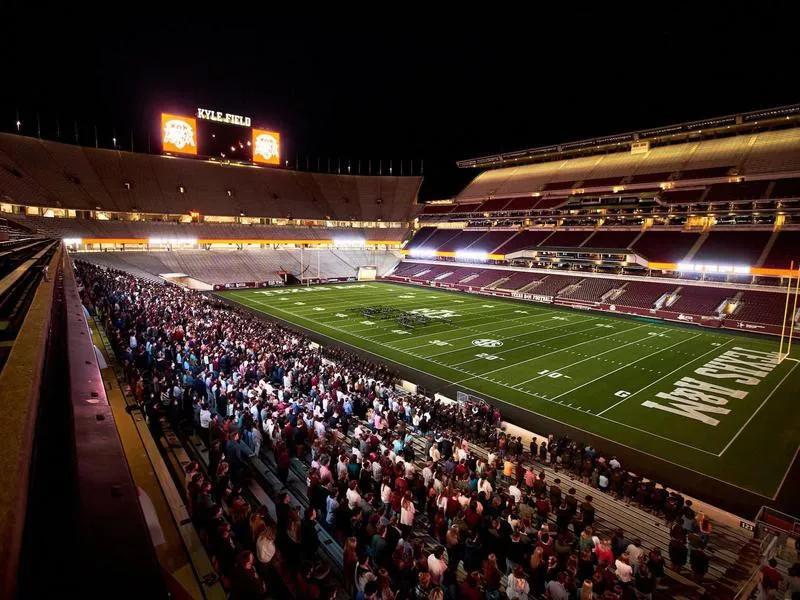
[77,261,699,600]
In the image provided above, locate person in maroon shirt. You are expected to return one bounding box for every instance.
[760,558,783,595]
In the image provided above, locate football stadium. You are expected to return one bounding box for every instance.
[1,19,800,600]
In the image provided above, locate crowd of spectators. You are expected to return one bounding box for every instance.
[76,261,733,600]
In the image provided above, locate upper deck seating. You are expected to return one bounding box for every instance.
[493,230,554,255]
[0,133,420,221]
[540,230,592,248]
[583,230,640,249]
[631,230,700,262]
[762,230,800,268]
[692,231,772,265]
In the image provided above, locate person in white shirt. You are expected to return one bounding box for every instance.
[346,481,361,509]
[626,539,644,574]
[429,444,441,463]
[478,477,493,496]
[422,462,434,487]
[404,461,415,479]
[508,483,522,503]
[507,565,530,600]
[615,553,633,584]
[426,546,448,585]
[400,493,416,527]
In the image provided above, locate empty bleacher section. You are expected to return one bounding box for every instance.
[762,230,800,268]
[559,277,620,302]
[539,229,592,247]
[466,229,516,253]
[582,229,640,249]
[733,290,792,326]
[631,230,701,262]
[614,281,678,308]
[75,247,400,285]
[527,273,575,296]
[456,128,800,203]
[7,214,409,243]
[435,229,485,252]
[495,270,547,290]
[0,133,421,221]
[493,229,553,254]
[692,230,774,265]
[664,286,732,316]
[703,180,770,203]
[389,261,796,331]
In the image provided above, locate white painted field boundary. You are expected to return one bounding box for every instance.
[546,332,702,400]
[513,331,699,389]
[717,362,799,457]
[596,339,737,417]
[451,323,649,374]
[224,292,778,499]
[238,295,718,457]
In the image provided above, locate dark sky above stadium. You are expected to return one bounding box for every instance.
[1,5,796,200]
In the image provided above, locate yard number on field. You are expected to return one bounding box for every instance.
[537,369,571,379]
[476,353,504,361]
[428,340,450,346]
[615,390,631,398]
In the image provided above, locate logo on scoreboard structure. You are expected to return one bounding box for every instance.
[252,129,281,165]
[161,113,197,155]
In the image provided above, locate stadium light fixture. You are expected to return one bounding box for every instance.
[63,238,82,246]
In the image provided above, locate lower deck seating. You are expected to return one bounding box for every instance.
[74,248,401,284]
[560,277,620,302]
[665,286,732,316]
[733,291,792,326]
[615,281,678,308]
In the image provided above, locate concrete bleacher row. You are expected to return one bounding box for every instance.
[405,226,800,267]
[455,128,800,202]
[390,261,796,328]
[0,132,421,221]
[74,248,401,285]
[6,214,409,243]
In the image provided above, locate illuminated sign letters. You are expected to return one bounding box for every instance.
[196,108,252,127]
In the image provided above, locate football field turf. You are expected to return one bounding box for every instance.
[219,282,800,498]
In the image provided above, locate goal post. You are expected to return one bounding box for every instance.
[778,262,800,363]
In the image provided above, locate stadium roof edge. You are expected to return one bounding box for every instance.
[457,104,800,169]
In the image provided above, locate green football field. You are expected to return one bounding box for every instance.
[219,282,800,498]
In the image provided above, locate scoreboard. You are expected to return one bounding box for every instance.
[161,109,280,166]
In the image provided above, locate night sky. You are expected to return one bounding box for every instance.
[1,6,796,200]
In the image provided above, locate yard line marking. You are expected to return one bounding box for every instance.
[596,338,736,416]
[513,330,672,388]
[717,362,799,457]
[396,312,561,351]
[547,332,702,402]
[450,322,647,375]
[224,293,727,462]
[420,316,596,358]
